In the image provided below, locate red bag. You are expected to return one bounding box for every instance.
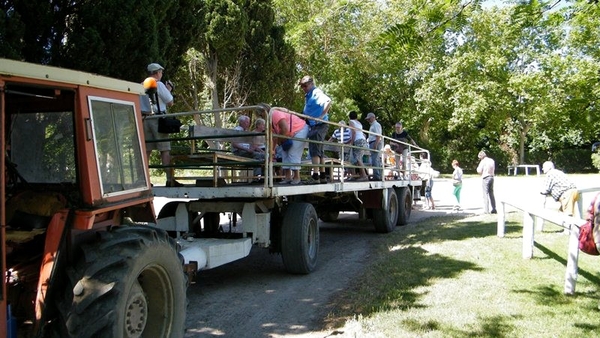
[579,193,600,255]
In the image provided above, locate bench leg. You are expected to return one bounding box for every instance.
[564,224,580,295]
[523,212,534,259]
[535,216,544,232]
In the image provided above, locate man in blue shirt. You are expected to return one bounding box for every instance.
[299,76,332,183]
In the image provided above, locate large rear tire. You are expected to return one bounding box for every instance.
[373,188,398,233]
[281,203,319,274]
[58,226,187,338]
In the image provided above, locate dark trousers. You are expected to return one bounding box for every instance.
[482,176,496,213]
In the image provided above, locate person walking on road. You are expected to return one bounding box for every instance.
[476,150,496,214]
[451,159,463,211]
[540,161,579,216]
[419,156,438,210]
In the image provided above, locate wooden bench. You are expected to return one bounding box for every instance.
[170,151,264,186]
[148,125,267,186]
[497,200,587,295]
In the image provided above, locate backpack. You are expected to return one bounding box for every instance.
[579,192,600,256]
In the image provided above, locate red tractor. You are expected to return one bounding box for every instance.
[0,59,187,337]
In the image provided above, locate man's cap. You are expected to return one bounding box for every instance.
[298,75,313,85]
[366,112,376,120]
[147,63,164,72]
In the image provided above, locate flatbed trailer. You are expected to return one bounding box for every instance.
[150,105,429,275]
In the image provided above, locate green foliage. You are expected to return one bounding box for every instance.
[3,0,600,173]
[0,0,202,82]
[592,152,600,173]
[552,148,595,173]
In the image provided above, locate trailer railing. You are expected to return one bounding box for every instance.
[146,105,431,188]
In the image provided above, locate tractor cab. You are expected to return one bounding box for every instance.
[0,59,181,337]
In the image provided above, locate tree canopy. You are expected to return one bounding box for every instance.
[2,0,599,172]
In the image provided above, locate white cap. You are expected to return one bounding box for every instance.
[366,112,376,120]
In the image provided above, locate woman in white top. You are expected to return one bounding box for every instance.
[348,111,368,181]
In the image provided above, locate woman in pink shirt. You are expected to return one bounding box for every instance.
[271,107,309,185]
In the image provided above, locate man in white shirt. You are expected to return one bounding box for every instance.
[366,112,383,180]
[476,150,496,214]
[142,63,182,187]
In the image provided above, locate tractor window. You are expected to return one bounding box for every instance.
[89,97,147,195]
[11,111,76,183]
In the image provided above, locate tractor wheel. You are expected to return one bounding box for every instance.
[372,188,398,233]
[396,187,412,226]
[58,226,187,338]
[281,203,319,274]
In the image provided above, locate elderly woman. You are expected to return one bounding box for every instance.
[271,107,308,185]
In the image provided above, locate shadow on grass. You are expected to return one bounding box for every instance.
[422,314,517,338]
[323,214,586,336]
[325,217,493,327]
[534,242,600,287]
[401,215,523,244]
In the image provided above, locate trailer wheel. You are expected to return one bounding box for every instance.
[281,203,319,274]
[318,210,339,222]
[396,187,412,226]
[372,188,398,233]
[58,226,187,338]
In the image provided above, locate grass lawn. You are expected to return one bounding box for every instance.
[325,212,600,338]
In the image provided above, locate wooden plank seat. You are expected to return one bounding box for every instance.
[150,150,265,187]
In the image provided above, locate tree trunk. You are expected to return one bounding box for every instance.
[519,124,530,164]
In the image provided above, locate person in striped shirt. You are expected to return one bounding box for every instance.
[540,161,579,216]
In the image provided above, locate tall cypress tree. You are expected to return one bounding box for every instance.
[0,0,201,82]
